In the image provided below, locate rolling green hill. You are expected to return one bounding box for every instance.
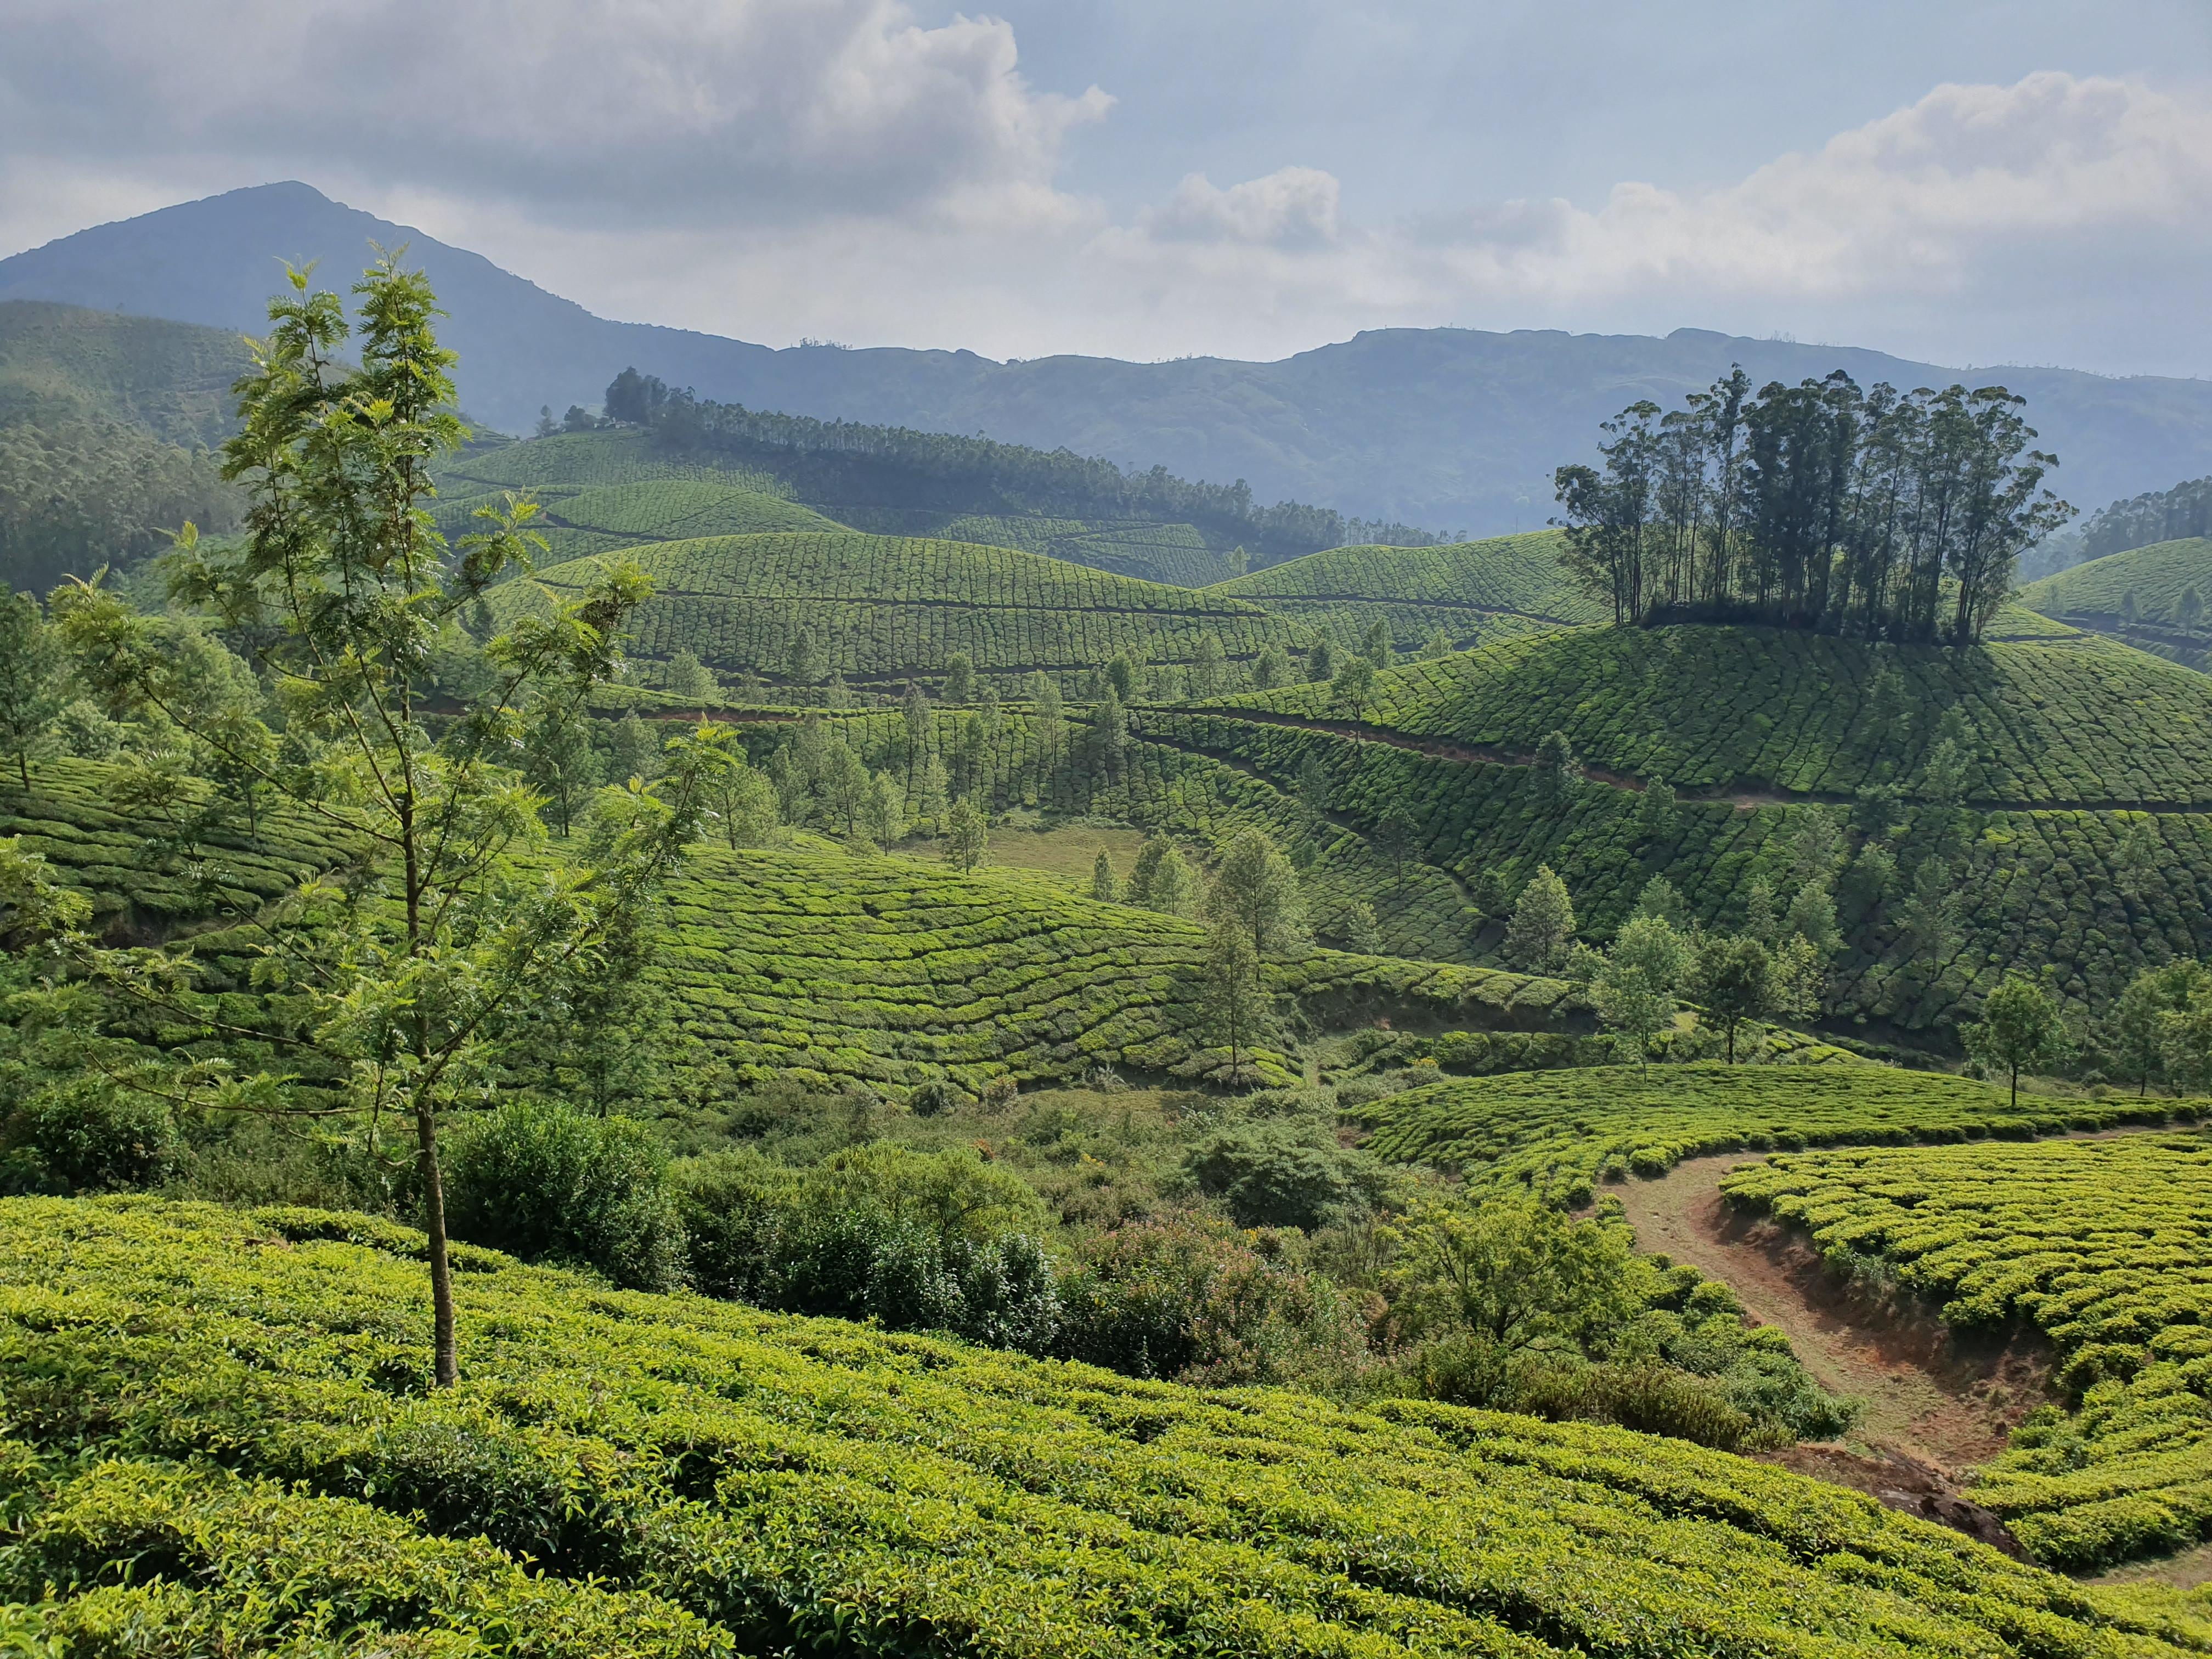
[2,757,1567,1104]
[0,299,246,443]
[1136,624,2212,1041]
[2019,537,2212,666]
[1210,531,1601,651]
[5,1194,2203,1657]
[1724,1134,2212,1570]
[489,532,1305,687]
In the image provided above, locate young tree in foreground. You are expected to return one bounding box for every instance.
[2104,960,2207,1096]
[1201,918,1272,1085]
[1091,848,1119,902]
[1963,972,2072,1108]
[53,257,706,1389]
[1689,934,1770,1064]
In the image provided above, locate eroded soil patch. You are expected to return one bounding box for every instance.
[1606,1153,2055,1548]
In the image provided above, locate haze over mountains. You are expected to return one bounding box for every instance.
[6,180,2211,534]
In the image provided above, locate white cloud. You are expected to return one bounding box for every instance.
[1142,167,1341,248]
[0,0,1110,230]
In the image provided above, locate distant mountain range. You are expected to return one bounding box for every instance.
[7,180,2211,533]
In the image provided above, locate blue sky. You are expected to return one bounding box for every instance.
[2,0,2208,373]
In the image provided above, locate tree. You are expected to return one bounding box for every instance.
[1534,730,1577,801]
[1105,654,1135,702]
[607,709,661,785]
[1091,848,1119,902]
[1375,802,1420,890]
[1689,934,1772,1063]
[943,652,975,705]
[1189,635,1227,699]
[2183,585,2206,629]
[1327,896,1380,954]
[0,592,65,789]
[1135,839,1196,916]
[1632,874,1688,928]
[2114,817,2159,901]
[1788,808,1844,892]
[665,648,717,701]
[52,257,707,1387]
[1332,655,1376,719]
[944,798,988,871]
[1251,644,1291,691]
[1590,912,1689,1069]
[1201,918,1272,1085]
[1306,638,1334,683]
[1419,629,1453,661]
[863,770,905,849]
[1899,856,1965,967]
[817,736,870,836]
[1835,841,1895,922]
[520,696,604,836]
[1964,972,2071,1107]
[1206,827,1305,961]
[1741,875,1778,945]
[913,751,950,832]
[1294,752,1331,839]
[2161,981,2212,1096]
[2105,961,2203,1096]
[1091,683,1127,780]
[785,628,828,687]
[1385,1195,1639,1354]
[902,681,935,779]
[1635,775,1677,842]
[1359,618,1393,669]
[1503,866,1575,975]
[687,724,778,848]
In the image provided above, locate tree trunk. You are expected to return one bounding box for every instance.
[2010,1065,2019,1110]
[415,1102,459,1387]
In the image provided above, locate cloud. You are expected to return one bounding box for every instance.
[0,0,1110,230]
[1080,72,2212,372]
[1142,167,1341,248]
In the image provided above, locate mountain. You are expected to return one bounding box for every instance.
[8,182,2212,532]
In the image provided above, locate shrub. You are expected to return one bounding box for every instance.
[445,1101,686,1291]
[1183,1124,1378,1231]
[0,1083,177,1194]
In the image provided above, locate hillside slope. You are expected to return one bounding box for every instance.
[1137,624,2212,1040]
[2019,537,2212,667]
[1209,531,1600,650]
[4,1195,2202,1657]
[0,300,247,443]
[9,182,2212,529]
[489,532,1305,685]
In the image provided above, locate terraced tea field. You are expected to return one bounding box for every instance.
[1216,625,2212,803]
[1211,532,1601,651]
[2022,538,2212,630]
[3,1195,2199,1658]
[1344,1063,2171,1208]
[1722,1136,2212,1570]
[490,532,1303,684]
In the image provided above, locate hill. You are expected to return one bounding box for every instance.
[1210,531,1602,651]
[488,533,1305,687]
[9,182,2212,531]
[0,300,247,443]
[1138,624,2212,1040]
[2,758,1567,1104]
[2019,537,2212,665]
[1724,1133,2212,1570]
[4,1195,2202,1657]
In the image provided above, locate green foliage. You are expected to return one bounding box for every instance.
[2021,536,2212,630]
[1590,911,1690,1065]
[1503,865,1575,975]
[1348,1062,2170,1208]
[1961,972,2072,1104]
[1184,1122,1379,1231]
[445,1100,685,1290]
[0,593,64,789]
[1720,1133,2212,1568]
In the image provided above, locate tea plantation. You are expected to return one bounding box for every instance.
[1210,531,1601,652]
[1215,624,2212,803]
[1722,1136,2212,1570]
[1,1195,2201,1658]
[1342,1063,2177,1207]
[2021,538,2212,630]
[489,533,1302,684]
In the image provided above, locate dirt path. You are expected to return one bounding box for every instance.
[1609,1153,2054,1551]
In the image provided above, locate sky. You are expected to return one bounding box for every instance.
[2,1,2209,375]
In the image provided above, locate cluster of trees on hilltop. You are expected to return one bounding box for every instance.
[2079,475,2212,563]
[601,368,1441,564]
[1553,368,2073,642]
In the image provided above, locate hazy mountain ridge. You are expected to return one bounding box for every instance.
[7,182,2212,533]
